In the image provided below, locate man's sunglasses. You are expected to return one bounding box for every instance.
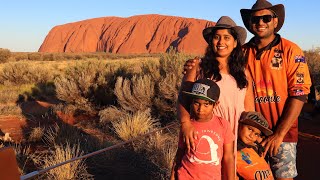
[251,15,277,24]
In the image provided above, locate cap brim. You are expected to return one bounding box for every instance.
[240,119,273,136]
[182,91,216,102]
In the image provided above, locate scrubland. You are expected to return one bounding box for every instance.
[0,47,319,179]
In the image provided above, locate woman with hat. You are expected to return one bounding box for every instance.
[240,0,312,179]
[178,15,255,157]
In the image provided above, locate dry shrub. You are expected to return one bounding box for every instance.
[14,53,28,61]
[115,75,154,113]
[27,53,42,61]
[158,47,189,79]
[144,130,178,171]
[43,123,84,146]
[99,105,127,124]
[0,140,32,175]
[42,122,103,155]
[42,142,92,179]
[305,50,320,75]
[54,60,107,114]
[141,60,161,80]
[0,48,11,63]
[150,49,190,120]
[154,73,181,119]
[0,61,53,85]
[0,104,22,116]
[43,124,60,146]
[0,87,23,103]
[112,109,159,141]
[12,143,33,175]
[41,53,65,61]
[28,126,45,142]
[54,76,94,114]
[52,103,78,116]
[305,50,320,87]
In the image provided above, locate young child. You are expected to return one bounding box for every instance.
[171,78,235,180]
[237,111,274,180]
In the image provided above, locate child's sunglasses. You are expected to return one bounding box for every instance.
[250,15,276,24]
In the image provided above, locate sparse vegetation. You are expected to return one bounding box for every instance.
[0,61,53,85]
[0,48,11,63]
[28,126,45,142]
[99,105,127,124]
[115,75,155,113]
[112,109,160,141]
[5,49,319,179]
[41,142,92,179]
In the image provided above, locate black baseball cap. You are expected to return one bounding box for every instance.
[182,79,220,102]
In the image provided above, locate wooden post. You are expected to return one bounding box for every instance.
[0,147,20,180]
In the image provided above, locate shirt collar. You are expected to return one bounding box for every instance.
[247,34,281,60]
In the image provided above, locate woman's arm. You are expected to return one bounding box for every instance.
[178,57,200,152]
[222,142,235,180]
[244,69,255,111]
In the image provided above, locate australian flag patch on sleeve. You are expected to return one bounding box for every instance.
[294,55,306,63]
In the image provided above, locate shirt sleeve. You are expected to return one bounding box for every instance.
[286,45,311,97]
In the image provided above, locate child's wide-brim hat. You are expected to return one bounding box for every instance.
[203,16,247,46]
[240,111,273,136]
[240,0,285,34]
[182,79,220,103]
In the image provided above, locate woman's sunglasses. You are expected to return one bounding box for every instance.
[250,15,276,24]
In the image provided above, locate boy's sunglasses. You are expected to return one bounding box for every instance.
[250,15,276,24]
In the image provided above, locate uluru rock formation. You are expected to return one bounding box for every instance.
[39,14,215,54]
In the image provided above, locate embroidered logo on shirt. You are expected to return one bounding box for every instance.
[253,80,281,103]
[254,80,274,96]
[240,150,252,164]
[293,89,304,96]
[270,48,283,70]
[296,72,305,84]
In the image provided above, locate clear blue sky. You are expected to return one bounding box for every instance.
[1,0,319,52]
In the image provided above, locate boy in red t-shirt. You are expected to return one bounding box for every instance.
[237,111,274,180]
[171,78,235,180]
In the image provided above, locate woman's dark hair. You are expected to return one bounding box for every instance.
[200,28,248,89]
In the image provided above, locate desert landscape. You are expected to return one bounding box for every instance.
[0,14,320,180]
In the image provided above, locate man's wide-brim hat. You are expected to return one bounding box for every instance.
[203,16,247,46]
[240,0,285,34]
